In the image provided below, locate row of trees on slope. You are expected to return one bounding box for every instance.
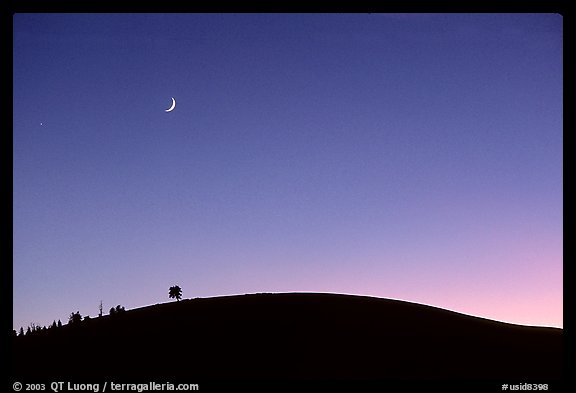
[13,285,183,338]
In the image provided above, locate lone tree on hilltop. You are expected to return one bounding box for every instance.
[169,285,182,301]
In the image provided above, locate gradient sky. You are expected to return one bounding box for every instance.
[13,13,563,330]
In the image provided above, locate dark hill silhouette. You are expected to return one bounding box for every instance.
[12,293,562,379]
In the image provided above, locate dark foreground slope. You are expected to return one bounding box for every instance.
[12,293,562,379]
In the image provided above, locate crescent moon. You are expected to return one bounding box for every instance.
[165,97,176,112]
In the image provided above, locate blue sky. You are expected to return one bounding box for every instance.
[13,13,562,330]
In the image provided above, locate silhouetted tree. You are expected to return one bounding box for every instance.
[27,322,44,335]
[26,326,31,336]
[169,285,182,301]
[51,320,57,329]
[19,327,24,337]
[110,305,125,317]
[68,311,82,325]
[99,300,103,317]
[57,319,62,328]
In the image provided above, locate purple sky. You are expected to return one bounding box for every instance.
[13,13,563,330]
